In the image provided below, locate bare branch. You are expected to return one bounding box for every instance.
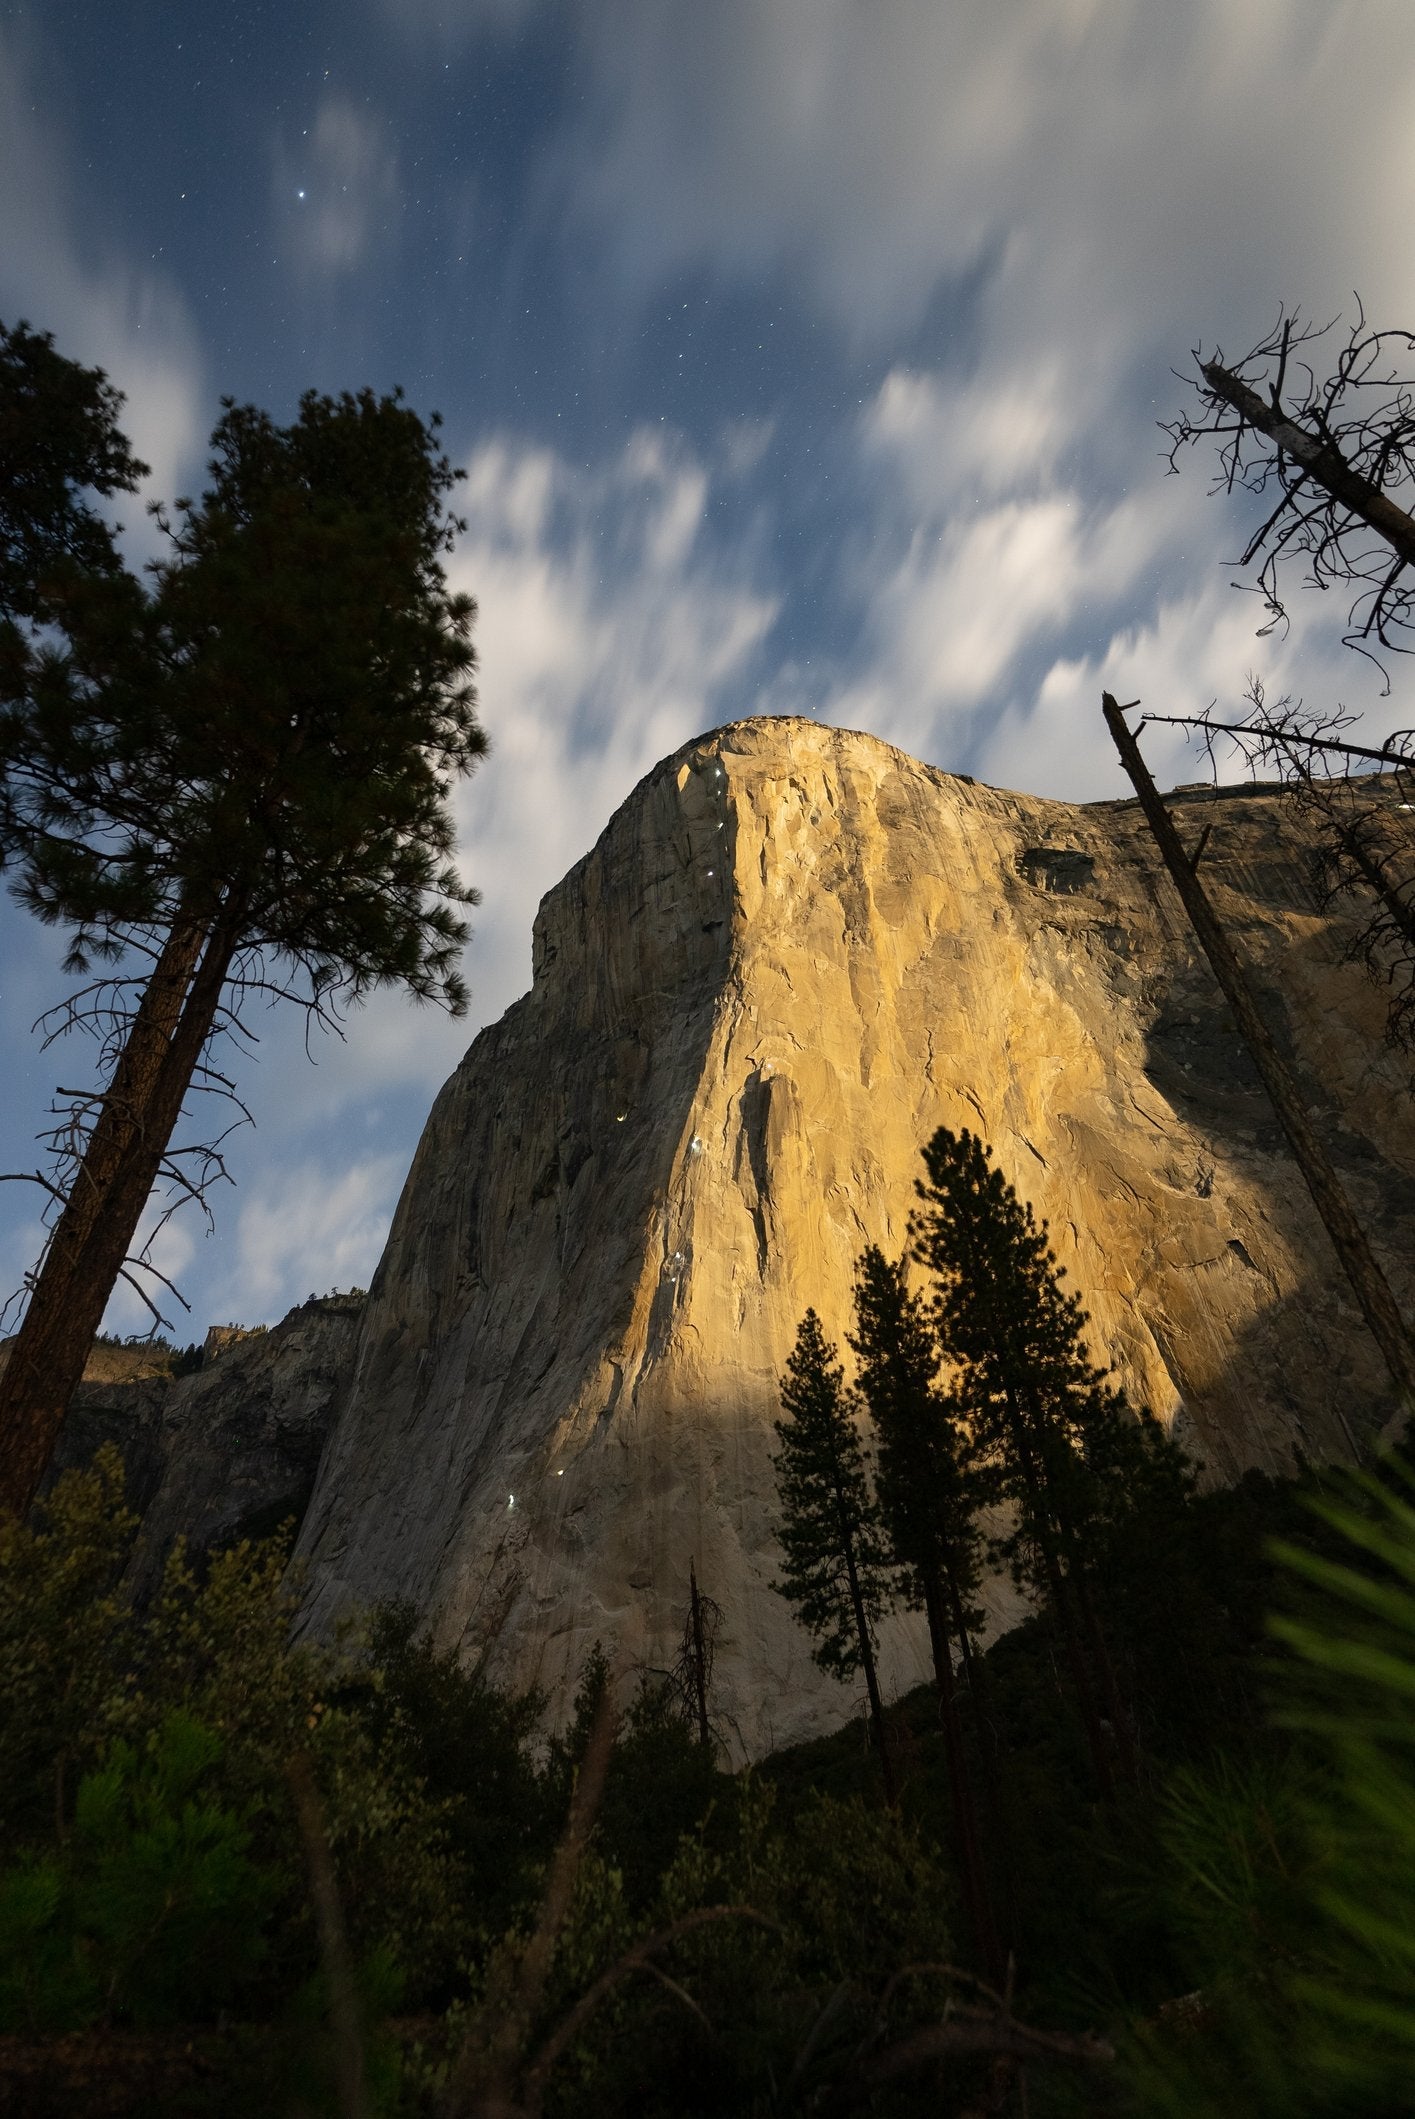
[1163,305,1415,687]
[520,1906,779,2116]
[817,2008,1115,2112]
[114,1263,176,1334]
[0,1172,68,1203]
[1138,713,1415,774]
[1139,679,1415,1065]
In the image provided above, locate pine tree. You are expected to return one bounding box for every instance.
[911,1127,1165,1789]
[851,1246,987,1675]
[771,1310,897,1802]
[850,1246,1000,1977]
[0,319,148,626]
[0,334,485,1513]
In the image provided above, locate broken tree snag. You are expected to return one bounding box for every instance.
[1102,691,1415,1430]
[1200,360,1415,574]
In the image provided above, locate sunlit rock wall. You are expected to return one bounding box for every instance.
[295,718,1415,1757]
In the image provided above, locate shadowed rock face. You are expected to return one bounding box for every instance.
[46,1296,365,1595]
[294,717,1415,1758]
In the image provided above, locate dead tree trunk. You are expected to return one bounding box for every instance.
[687,1561,711,1751]
[1200,360,1415,572]
[1103,691,1415,1428]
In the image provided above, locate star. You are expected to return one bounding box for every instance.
[296,189,305,200]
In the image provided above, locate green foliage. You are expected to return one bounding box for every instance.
[1119,1454,1415,2116]
[0,1454,545,2034]
[0,1444,137,1841]
[771,1308,894,1682]
[596,1676,728,1910]
[531,1780,958,2119]
[342,1599,549,1972]
[0,1711,275,2033]
[277,1944,408,2119]
[1,361,486,998]
[913,1125,1160,1595]
[1272,1458,1415,2104]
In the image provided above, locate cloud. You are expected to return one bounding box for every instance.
[273,93,399,276]
[862,366,1073,506]
[813,362,1199,768]
[0,26,205,549]
[972,565,1407,807]
[547,0,1415,803]
[567,0,1415,360]
[203,1155,406,1326]
[445,425,778,1015]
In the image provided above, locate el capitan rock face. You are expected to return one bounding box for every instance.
[295,717,1415,1757]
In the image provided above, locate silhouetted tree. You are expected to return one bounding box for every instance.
[850,1245,1000,1975]
[913,1127,1170,1789]
[669,1560,723,1754]
[772,1310,898,1803]
[0,324,485,1513]
[0,319,148,625]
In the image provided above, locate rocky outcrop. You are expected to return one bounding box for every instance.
[295,718,1415,1757]
[47,1294,364,1593]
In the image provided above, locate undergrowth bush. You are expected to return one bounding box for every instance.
[0,1448,544,2039]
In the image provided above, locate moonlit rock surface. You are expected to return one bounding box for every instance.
[296,718,1415,1756]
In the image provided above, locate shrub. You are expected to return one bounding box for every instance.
[0,1711,275,2032]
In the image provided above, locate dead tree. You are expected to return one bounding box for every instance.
[1163,304,1415,685]
[1141,679,1415,1060]
[670,1561,724,1753]
[1103,692,1415,1433]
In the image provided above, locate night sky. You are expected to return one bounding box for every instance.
[2,1,1412,1336]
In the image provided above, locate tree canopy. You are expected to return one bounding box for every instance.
[0,322,487,1512]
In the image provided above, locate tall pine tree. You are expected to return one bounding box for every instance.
[771,1310,897,1803]
[851,1246,1001,1978]
[911,1127,1166,1790]
[0,332,485,1512]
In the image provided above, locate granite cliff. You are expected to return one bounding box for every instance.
[293,717,1415,1757]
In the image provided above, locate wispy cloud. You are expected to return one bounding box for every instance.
[189,418,779,1196]
[553,0,1415,799]
[203,1155,406,1325]
[567,0,1414,355]
[445,423,778,1018]
[273,93,400,277]
[0,26,205,550]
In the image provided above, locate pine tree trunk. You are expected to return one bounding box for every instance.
[1071,1555,1139,1782]
[923,1574,1003,1985]
[1003,1387,1116,1796]
[842,1535,898,1806]
[0,903,208,1454]
[944,1566,979,1694]
[0,907,240,1515]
